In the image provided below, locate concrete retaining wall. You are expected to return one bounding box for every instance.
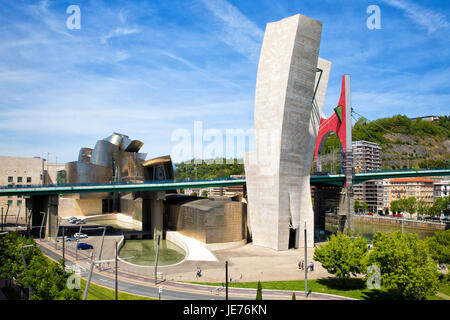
[354,215,447,231]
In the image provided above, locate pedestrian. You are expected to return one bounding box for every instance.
[301,260,304,270]
[310,262,314,271]
[196,267,202,278]
[298,260,301,269]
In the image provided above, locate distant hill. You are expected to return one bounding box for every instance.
[174,115,450,179]
[322,115,450,171]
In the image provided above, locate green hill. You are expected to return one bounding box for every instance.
[322,115,450,171]
[174,115,450,179]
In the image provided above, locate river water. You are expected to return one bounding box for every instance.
[353,221,438,240]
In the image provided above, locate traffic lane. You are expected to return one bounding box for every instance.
[39,244,231,300]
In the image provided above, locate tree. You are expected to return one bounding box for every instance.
[366,231,440,299]
[429,197,448,216]
[190,192,198,197]
[405,197,417,215]
[425,230,450,265]
[313,232,368,287]
[256,281,262,300]
[0,232,80,300]
[291,292,296,300]
[20,256,81,300]
[201,190,208,197]
[390,200,401,214]
[0,232,41,287]
[416,200,429,217]
[361,202,369,213]
[354,200,360,213]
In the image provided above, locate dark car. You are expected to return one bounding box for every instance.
[77,243,93,250]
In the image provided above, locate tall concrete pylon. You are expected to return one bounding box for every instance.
[244,14,331,250]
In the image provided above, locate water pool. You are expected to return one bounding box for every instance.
[119,239,186,266]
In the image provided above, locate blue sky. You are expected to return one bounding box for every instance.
[0,0,449,163]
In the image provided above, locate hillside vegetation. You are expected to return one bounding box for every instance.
[174,115,450,179]
[322,115,450,171]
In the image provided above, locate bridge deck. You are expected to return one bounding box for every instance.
[0,169,448,196]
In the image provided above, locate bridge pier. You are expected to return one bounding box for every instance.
[140,191,165,239]
[337,188,354,232]
[26,194,59,239]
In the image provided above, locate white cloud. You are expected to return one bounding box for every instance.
[381,0,449,33]
[101,27,140,44]
[199,0,264,61]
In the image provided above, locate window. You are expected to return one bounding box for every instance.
[17,200,22,207]
[40,174,43,181]
[27,177,32,183]
[8,176,13,183]
[7,200,12,206]
[17,177,22,183]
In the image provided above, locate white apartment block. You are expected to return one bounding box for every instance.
[352,141,383,212]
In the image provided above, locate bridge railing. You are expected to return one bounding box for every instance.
[0,176,246,190]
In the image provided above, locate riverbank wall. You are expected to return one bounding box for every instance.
[354,215,448,231]
[324,213,448,233]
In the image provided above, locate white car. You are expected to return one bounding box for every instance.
[74,233,88,239]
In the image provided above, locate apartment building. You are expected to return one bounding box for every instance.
[0,156,45,220]
[0,156,65,221]
[434,179,450,200]
[352,141,383,212]
[383,178,435,211]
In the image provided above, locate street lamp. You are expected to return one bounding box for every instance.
[304,219,308,298]
[21,244,34,299]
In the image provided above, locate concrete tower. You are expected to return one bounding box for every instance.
[244,14,330,250]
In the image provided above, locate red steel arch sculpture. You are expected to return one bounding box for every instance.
[314,75,352,185]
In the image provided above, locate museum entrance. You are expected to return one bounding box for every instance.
[288,227,297,249]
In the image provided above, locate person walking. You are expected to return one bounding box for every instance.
[301,260,304,270]
[298,260,301,269]
[196,267,202,278]
[310,262,314,271]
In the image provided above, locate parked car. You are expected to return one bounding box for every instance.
[417,216,424,221]
[66,237,78,242]
[74,233,88,239]
[77,243,93,250]
[367,212,374,216]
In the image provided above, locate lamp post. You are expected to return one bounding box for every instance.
[115,241,118,301]
[154,234,161,284]
[304,219,308,298]
[225,261,229,300]
[21,244,34,299]
[98,227,106,270]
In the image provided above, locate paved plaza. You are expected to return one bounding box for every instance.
[53,233,331,283]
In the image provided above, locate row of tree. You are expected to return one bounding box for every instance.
[313,229,449,299]
[390,196,450,216]
[174,158,244,180]
[354,200,369,212]
[0,232,80,300]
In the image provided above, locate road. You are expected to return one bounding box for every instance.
[38,241,352,301]
[39,244,231,300]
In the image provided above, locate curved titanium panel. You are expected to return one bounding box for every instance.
[90,140,118,167]
[104,133,132,151]
[78,148,93,163]
[124,140,144,153]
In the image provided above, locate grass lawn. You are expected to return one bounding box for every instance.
[80,279,154,300]
[428,281,450,301]
[190,277,449,300]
